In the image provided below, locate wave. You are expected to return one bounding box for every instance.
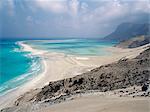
[0,41,43,95]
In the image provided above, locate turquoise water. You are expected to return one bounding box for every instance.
[0,40,41,94]
[26,39,117,56]
[0,38,116,94]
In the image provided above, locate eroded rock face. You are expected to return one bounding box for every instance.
[12,47,150,106]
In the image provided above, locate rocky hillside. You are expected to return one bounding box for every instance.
[11,47,150,107]
[104,23,149,41]
[115,35,150,48]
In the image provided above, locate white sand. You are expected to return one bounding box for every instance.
[0,42,149,109]
[41,94,150,112]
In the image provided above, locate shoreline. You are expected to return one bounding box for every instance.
[0,41,149,109]
[0,41,44,96]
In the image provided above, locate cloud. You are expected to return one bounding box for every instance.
[80,2,88,13]
[26,0,149,23]
[7,0,15,16]
[1,0,149,38]
[134,0,150,13]
[68,0,79,16]
[34,0,67,14]
[33,0,88,17]
[26,16,33,22]
[80,0,149,24]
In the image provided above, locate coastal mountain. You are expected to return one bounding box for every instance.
[104,23,149,41]
[115,35,150,48]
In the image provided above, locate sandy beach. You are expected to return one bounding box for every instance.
[0,42,149,110]
[39,94,150,112]
[1,0,150,111]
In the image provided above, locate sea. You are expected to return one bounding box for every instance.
[0,38,117,94]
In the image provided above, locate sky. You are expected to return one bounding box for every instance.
[0,0,149,39]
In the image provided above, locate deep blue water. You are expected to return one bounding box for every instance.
[0,39,41,94]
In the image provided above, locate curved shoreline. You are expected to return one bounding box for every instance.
[18,41,48,86]
[0,41,44,95]
[0,41,48,109]
[0,41,93,109]
[0,41,149,109]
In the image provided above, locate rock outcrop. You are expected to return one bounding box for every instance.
[115,35,150,48]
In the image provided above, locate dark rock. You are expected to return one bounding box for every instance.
[141,84,149,91]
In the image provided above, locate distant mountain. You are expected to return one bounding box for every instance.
[115,35,150,48]
[104,23,150,41]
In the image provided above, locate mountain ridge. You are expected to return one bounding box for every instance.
[104,22,150,41]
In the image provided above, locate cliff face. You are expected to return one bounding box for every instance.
[104,23,149,41]
[13,47,150,106]
[115,35,150,48]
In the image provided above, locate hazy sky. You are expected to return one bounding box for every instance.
[0,0,149,39]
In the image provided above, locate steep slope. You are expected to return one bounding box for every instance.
[104,23,149,41]
[115,35,150,48]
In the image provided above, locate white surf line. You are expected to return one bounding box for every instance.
[23,57,48,88]
[18,41,48,55]
[18,41,49,86]
[0,41,47,109]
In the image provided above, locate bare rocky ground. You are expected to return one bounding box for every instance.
[1,46,150,112]
[115,35,150,48]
